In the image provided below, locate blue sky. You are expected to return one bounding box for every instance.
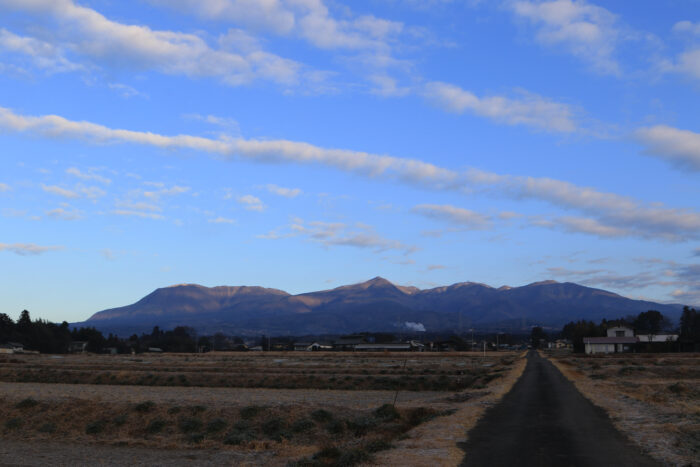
[0,0,699,323]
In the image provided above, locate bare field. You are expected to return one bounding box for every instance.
[0,351,506,392]
[0,351,524,466]
[546,352,700,466]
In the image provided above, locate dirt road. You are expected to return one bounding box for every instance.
[460,351,659,467]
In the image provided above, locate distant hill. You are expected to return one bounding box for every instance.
[77,277,684,336]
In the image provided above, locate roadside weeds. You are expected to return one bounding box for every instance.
[367,351,528,467]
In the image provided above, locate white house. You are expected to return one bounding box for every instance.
[583,326,680,354]
[583,326,637,354]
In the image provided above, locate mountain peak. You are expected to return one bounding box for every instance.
[365,276,392,286]
[527,280,559,287]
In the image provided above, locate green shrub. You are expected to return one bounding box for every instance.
[668,382,687,394]
[310,409,333,423]
[346,416,376,436]
[15,398,39,409]
[337,448,371,466]
[206,418,227,434]
[224,426,254,445]
[365,439,391,453]
[313,446,341,460]
[261,417,288,440]
[167,406,181,415]
[192,405,207,413]
[291,418,314,433]
[179,417,203,433]
[5,418,23,430]
[146,419,167,434]
[85,420,106,435]
[373,404,399,421]
[134,401,155,413]
[113,414,128,426]
[325,419,345,435]
[187,432,205,444]
[240,405,263,420]
[406,407,435,427]
[37,422,56,433]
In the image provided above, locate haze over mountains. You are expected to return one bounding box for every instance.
[78,277,684,336]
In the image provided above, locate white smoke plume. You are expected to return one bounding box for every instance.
[404,322,426,332]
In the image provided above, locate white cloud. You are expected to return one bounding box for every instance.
[41,183,105,199]
[369,74,411,97]
[0,28,80,73]
[2,106,699,241]
[112,210,164,220]
[288,218,417,254]
[208,216,236,224]
[237,194,266,211]
[152,0,404,52]
[0,242,62,255]
[412,204,492,229]
[66,167,111,184]
[0,182,10,192]
[265,184,301,198]
[509,0,621,75]
[424,82,577,132]
[107,83,147,99]
[636,125,700,171]
[0,0,302,86]
[185,113,240,132]
[114,201,162,212]
[46,206,83,220]
[554,216,629,237]
[673,21,700,36]
[42,184,78,198]
[147,0,297,34]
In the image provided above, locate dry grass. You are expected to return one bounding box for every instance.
[0,351,522,466]
[0,352,506,392]
[545,351,700,466]
[367,351,528,466]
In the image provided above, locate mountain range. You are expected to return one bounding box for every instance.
[77,277,684,336]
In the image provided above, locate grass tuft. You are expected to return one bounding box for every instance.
[15,398,39,409]
[134,401,155,413]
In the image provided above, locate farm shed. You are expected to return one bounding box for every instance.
[69,341,88,353]
[293,342,332,351]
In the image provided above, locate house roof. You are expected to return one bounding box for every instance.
[583,337,637,344]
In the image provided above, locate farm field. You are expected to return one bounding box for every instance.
[547,352,700,466]
[0,351,524,466]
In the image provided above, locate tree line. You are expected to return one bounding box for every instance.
[0,310,206,354]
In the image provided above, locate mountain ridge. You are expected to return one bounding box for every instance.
[81,277,685,336]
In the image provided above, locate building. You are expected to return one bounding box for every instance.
[0,342,24,354]
[583,336,637,354]
[353,341,424,352]
[583,326,680,354]
[293,342,333,351]
[68,341,88,353]
[583,326,636,355]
